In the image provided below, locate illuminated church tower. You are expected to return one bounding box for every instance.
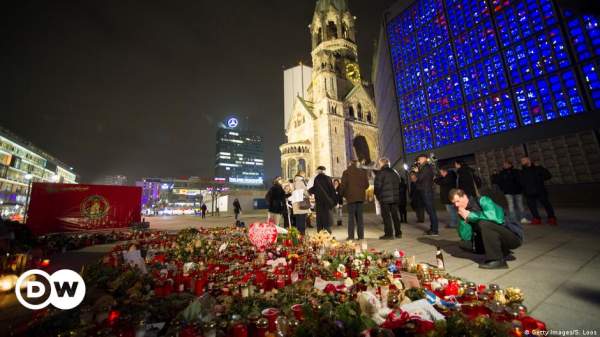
[280,0,379,179]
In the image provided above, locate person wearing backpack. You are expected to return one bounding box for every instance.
[291,171,310,234]
[450,188,523,269]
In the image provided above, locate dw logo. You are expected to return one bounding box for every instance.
[15,269,86,310]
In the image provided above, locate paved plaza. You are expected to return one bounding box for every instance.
[1,208,599,335]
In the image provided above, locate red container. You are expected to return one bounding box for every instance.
[291,304,304,321]
[261,308,280,332]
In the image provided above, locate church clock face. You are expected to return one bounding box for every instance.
[345,63,361,83]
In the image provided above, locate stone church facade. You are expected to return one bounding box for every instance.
[280,0,379,180]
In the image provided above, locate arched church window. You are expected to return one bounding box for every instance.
[298,159,306,173]
[357,104,363,121]
[348,106,354,119]
[288,159,297,178]
[326,21,337,39]
[342,23,348,39]
[367,112,373,123]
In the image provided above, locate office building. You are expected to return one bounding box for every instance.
[284,64,312,131]
[215,117,265,187]
[0,126,77,219]
[102,175,128,186]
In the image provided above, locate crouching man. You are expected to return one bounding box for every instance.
[449,188,523,269]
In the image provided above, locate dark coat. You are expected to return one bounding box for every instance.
[340,164,369,203]
[434,170,457,204]
[309,173,337,209]
[374,166,402,204]
[520,164,552,196]
[415,163,434,192]
[492,168,522,195]
[398,177,408,207]
[457,165,478,197]
[266,184,286,214]
[334,185,343,205]
[409,182,423,210]
[233,200,241,214]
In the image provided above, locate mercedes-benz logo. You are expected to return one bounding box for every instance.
[227,118,238,128]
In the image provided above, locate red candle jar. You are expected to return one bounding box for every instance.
[254,318,269,337]
[231,322,248,337]
[276,277,286,289]
[194,279,206,296]
[291,304,304,321]
[261,308,280,332]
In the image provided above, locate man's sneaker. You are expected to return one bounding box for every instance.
[379,235,394,240]
[547,217,558,226]
[423,230,439,236]
[530,218,542,225]
[520,218,531,225]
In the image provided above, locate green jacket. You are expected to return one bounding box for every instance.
[457,196,505,241]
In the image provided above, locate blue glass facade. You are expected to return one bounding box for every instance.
[387,0,599,154]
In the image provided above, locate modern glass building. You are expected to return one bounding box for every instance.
[214,117,265,187]
[0,126,77,219]
[373,0,600,198]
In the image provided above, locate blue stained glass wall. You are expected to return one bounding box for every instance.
[387,0,600,154]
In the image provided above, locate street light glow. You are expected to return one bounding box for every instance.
[24,174,33,180]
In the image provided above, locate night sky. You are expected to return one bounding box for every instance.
[1,0,395,184]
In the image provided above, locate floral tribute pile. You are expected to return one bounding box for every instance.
[22,224,546,337]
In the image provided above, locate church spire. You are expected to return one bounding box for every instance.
[310,0,356,50]
[315,0,349,13]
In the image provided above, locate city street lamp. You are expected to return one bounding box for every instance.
[23,174,33,223]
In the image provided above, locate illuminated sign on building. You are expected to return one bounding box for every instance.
[227,118,239,128]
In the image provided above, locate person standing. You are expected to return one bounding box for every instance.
[266,177,286,226]
[233,198,242,222]
[340,160,369,240]
[398,176,408,223]
[308,166,337,233]
[434,167,458,228]
[291,172,310,234]
[519,157,556,225]
[200,203,207,219]
[455,160,480,198]
[409,173,425,223]
[492,161,529,224]
[415,154,439,236]
[333,179,344,227]
[374,158,403,239]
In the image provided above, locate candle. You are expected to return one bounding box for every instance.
[261,308,280,333]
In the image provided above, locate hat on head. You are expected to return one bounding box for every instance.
[317,166,326,171]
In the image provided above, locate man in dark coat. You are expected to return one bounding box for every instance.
[266,177,286,226]
[519,157,556,225]
[308,166,337,233]
[374,158,403,239]
[454,160,480,197]
[340,160,369,240]
[492,161,528,224]
[409,173,424,222]
[434,167,458,228]
[398,176,408,223]
[415,154,439,236]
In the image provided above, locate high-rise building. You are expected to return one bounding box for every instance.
[284,64,312,131]
[214,117,265,187]
[280,0,380,180]
[0,126,77,219]
[373,0,600,192]
[102,175,128,186]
